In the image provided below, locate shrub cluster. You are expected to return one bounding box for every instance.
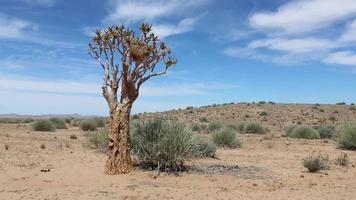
[336,122,356,150]
[242,122,266,134]
[285,125,320,139]
[130,119,194,172]
[303,153,330,172]
[87,127,109,152]
[32,120,56,132]
[49,118,67,129]
[80,119,97,131]
[191,136,217,158]
[286,125,336,139]
[207,122,223,132]
[212,128,242,148]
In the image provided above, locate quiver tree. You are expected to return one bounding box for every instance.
[89,23,176,175]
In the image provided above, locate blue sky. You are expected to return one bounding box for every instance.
[1,0,356,115]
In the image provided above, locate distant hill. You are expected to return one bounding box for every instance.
[0,113,99,119]
[140,102,356,133]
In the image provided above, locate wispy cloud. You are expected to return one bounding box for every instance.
[0,13,36,39]
[105,0,209,24]
[152,16,202,38]
[223,0,356,68]
[324,51,356,66]
[249,0,356,35]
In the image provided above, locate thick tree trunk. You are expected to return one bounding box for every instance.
[104,103,133,175]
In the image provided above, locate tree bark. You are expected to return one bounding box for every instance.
[104,103,133,175]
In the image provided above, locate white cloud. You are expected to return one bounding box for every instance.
[250,0,356,34]
[324,51,356,66]
[105,0,208,23]
[340,20,356,43]
[23,0,56,7]
[248,37,336,54]
[153,17,201,38]
[0,14,34,39]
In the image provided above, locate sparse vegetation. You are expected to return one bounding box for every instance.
[243,122,266,134]
[336,122,356,150]
[49,118,67,129]
[87,127,109,152]
[191,136,217,158]
[285,125,320,139]
[40,144,46,149]
[32,120,56,132]
[335,153,350,167]
[259,111,268,116]
[130,119,193,172]
[191,123,201,131]
[199,117,208,123]
[303,153,330,172]
[207,122,223,132]
[70,134,78,139]
[80,119,97,131]
[212,128,242,148]
[313,125,335,139]
[94,117,106,127]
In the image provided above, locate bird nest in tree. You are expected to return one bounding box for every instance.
[129,39,151,63]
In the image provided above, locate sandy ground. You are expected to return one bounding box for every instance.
[1,123,356,200]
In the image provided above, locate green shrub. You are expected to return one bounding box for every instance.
[49,118,67,129]
[259,111,268,116]
[314,125,335,139]
[64,118,72,123]
[94,117,106,127]
[243,122,266,134]
[288,125,320,139]
[191,123,201,131]
[284,125,297,137]
[87,127,108,152]
[329,115,337,123]
[80,119,97,131]
[258,101,266,104]
[23,118,34,123]
[199,117,208,123]
[32,120,56,132]
[191,136,217,158]
[208,122,223,132]
[303,153,330,172]
[130,119,193,172]
[200,123,208,130]
[212,128,242,148]
[226,123,245,133]
[132,114,140,120]
[336,122,356,150]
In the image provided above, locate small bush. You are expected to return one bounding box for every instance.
[314,125,335,139]
[70,134,78,139]
[191,123,201,131]
[199,117,208,123]
[336,122,356,150]
[303,153,330,172]
[258,101,266,104]
[336,102,346,105]
[335,153,350,166]
[94,117,106,127]
[87,128,108,152]
[131,119,193,172]
[132,114,140,120]
[200,123,208,130]
[49,118,67,129]
[243,122,266,134]
[329,115,337,123]
[80,119,97,131]
[259,111,268,116]
[212,128,242,148]
[23,118,34,123]
[64,118,72,123]
[284,125,297,137]
[227,123,245,133]
[208,122,223,132]
[191,136,217,158]
[32,120,56,132]
[288,125,320,139]
[349,106,356,111]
